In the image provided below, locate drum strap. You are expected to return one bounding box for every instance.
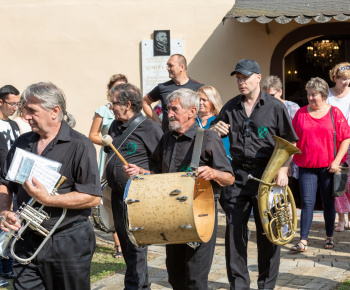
[104,115,146,172]
[189,127,205,170]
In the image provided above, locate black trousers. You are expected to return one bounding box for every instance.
[166,201,218,290]
[13,220,95,290]
[111,191,150,290]
[221,166,280,290]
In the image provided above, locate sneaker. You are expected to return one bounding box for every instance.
[3,271,15,279]
[0,278,9,287]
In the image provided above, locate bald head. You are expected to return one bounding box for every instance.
[170,54,187,70]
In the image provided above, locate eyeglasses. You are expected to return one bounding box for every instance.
[3,100,21,107]
[339,66,350,72]
[109,101,122,107]
[243,118,251,137]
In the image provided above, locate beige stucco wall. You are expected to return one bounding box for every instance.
[0,0,309,136]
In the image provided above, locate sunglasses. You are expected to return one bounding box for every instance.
[338,66,350,72]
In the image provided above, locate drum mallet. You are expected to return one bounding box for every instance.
[102,135,128,165]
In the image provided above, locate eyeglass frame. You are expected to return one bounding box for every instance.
[338,66,350,72]
[2,100,21,107]
[109,101,123,107]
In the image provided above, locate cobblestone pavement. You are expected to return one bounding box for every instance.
[92,210,350,290]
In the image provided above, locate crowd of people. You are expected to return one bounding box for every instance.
[0,55,349,290]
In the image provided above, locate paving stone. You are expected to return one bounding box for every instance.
[92,214,350,290]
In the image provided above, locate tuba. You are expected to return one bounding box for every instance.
[248,136,301,246]
[0,176,67,264]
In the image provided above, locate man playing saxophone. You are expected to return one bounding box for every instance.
[211,59,298,290]
[0,82,101,290]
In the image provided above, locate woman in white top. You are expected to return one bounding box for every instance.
[326,62,350,232]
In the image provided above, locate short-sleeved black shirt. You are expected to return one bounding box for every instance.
[147,79,204,131]
[0,121,102,230]
[149,122,233,199]
[105,112,163,197]
[211,90,299,165]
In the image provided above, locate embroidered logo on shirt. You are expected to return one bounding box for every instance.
[126,142,137,155]
[258,125,268,139]
[180,165,192,172]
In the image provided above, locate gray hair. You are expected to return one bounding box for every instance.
[262,75,283,91]
[110,83,142,113]
[166,88,199,115]
[305,77,329,100]
[22,82,76,128]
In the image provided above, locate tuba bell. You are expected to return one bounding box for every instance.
[248,136,301,246]
[0,176,67,264]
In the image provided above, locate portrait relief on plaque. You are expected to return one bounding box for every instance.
[154,30,170,56]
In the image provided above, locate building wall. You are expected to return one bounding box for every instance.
[0,0,302,135]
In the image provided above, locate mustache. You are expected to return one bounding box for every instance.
[169,116,176,122]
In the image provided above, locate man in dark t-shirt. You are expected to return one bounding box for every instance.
[142,54,203,131]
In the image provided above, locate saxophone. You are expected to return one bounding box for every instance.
[248,136,301,246]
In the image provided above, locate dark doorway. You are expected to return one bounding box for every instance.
[284,35,350,106]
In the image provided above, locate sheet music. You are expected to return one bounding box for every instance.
[6,148,62,194]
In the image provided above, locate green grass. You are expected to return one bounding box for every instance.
[0,240,126,290]
[90,240,126,283]
[337,279,350,290]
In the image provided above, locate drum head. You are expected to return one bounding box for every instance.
[91,181,115,233]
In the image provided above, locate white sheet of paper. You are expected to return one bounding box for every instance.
[6,148,62,194]
[28,163,62,194]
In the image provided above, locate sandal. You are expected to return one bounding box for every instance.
[324,238,334,249]
[113,245,123,258]
[290,240,307,252]
[335,221,345,232]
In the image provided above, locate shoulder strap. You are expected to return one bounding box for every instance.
[189,128,205,170]
[104,115,146,170]
[330,106,337,158]
[114,115,146,150]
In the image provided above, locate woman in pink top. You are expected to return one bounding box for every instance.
[290,77,350,252]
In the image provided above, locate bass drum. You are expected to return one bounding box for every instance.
[91,180,115,233]
[124,172,215,247]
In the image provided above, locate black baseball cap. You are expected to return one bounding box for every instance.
[230,59,261,76]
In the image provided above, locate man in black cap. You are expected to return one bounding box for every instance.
[211,59,298,290]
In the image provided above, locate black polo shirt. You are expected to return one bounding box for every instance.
[104,112,163,197]
[0,121,102,230]
[211,89,298,166]
[147,79,204,131]
[149,122,233,199]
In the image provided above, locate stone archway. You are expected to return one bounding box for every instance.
[270,22,350,78]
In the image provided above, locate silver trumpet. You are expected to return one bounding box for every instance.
[0,176,67,265]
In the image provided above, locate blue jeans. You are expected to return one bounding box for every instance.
[299,167,335,239]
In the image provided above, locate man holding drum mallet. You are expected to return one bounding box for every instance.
[103,83,163,290]
[124,88,234,290]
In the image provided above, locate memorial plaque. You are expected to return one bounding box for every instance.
[141,39,184,96]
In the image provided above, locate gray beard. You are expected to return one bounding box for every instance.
[169,121,180,131]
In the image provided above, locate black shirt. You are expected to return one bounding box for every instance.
[0,121,102,230]
[149,122,233,199]
[212,90,298,165]
[147,79,204,131]
[105,112,163,197]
